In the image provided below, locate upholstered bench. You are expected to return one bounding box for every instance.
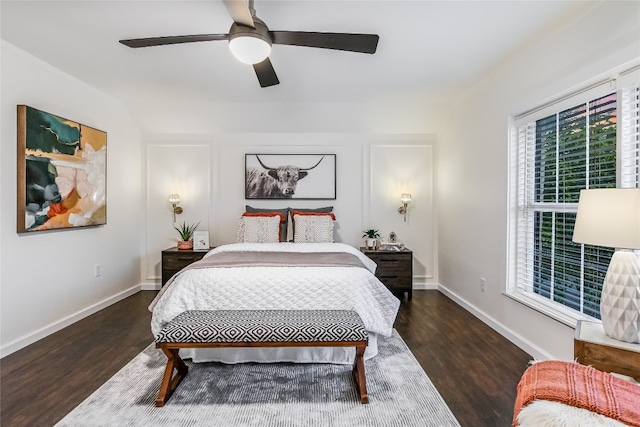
[154,309,369,406]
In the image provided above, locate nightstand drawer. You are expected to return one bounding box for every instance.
[373,257,411,272]
[377,274,411,292]
[161,247,211,286]
[361,247,413,299]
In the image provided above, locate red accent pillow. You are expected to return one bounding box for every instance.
[243,211,286,222]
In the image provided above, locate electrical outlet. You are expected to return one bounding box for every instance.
[480,277,486,292]
[94,264,102,277]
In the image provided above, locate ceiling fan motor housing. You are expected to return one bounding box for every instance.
[229,16,272,47]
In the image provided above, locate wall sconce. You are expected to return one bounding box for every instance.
[169,193,183,222]
[398,193,412,222]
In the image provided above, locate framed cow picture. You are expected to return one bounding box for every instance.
[245,154,336,200]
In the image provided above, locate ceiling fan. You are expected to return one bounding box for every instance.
[119,0,379,88]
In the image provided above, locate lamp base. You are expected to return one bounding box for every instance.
[600,250,640,344]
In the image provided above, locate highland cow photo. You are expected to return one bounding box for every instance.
[245,154,336,200]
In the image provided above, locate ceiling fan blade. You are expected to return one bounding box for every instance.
[272,32,379,54]
[120,34,228,48]
[253,58,279,88]
[222,0,255,28]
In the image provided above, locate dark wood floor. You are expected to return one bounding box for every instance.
[0,290,531,426]
[394,292,531,426]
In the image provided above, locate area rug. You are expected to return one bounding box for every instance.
[56,330,460,426]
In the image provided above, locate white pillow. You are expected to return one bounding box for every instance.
[236,215,281,243]
[293,214,334,243]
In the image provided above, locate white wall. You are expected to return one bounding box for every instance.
[437,1,640,360]
[0,42,144,356]
[142,134,436,288]
[370,142,436,285]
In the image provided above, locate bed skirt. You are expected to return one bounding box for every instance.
[180,333,379,364]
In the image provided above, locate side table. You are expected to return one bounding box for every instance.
[360,247,413,299]
[161,247,212,286]
[574,320,640,381]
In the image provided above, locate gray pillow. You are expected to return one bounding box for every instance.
[289,206,334,214]
[245,206,290,242]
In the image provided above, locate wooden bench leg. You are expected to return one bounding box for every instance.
[353,344,369,404]
[156,347,189,407]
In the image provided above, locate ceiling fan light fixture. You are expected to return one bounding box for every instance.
[229,35,271,64]
[228,19,272,65]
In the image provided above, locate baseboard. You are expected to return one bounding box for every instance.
[140,282,161,291]
[0,284,141,358]
[434,285,554,361]
[412,274,438,290]
[413,281,439,291]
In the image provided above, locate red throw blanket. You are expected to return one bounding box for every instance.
[513,360,640,426]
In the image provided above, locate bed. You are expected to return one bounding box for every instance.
[513,360,640,427]
[149,242,401,364]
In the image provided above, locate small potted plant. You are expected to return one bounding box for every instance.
[174,221,200,250]
[362,229,380,250]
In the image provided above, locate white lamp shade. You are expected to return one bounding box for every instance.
[400,193,412,204]
[169,193,180,204]
[573,188,640,249]
[229,36,271,65]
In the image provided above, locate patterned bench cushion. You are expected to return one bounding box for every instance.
[155,310,368,344]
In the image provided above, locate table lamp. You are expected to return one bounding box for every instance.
[573,188,640,343]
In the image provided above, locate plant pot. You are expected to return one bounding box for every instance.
[366,238,377,250]
[177,240,193,250]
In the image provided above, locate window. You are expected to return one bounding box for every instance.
[508,69,640,325]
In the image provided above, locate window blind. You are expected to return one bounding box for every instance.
[516,92,619,318]
[621,82,640,188]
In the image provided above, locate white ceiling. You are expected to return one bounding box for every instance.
[1,0,586,134]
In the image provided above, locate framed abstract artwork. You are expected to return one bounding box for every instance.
[17,105,107,233]
[245,153,336,200]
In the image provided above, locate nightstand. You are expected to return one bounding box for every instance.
[361,247,413,300]
[161,247,212,286]
[574,320,640,381]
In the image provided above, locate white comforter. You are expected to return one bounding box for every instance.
[150,243,400,351]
